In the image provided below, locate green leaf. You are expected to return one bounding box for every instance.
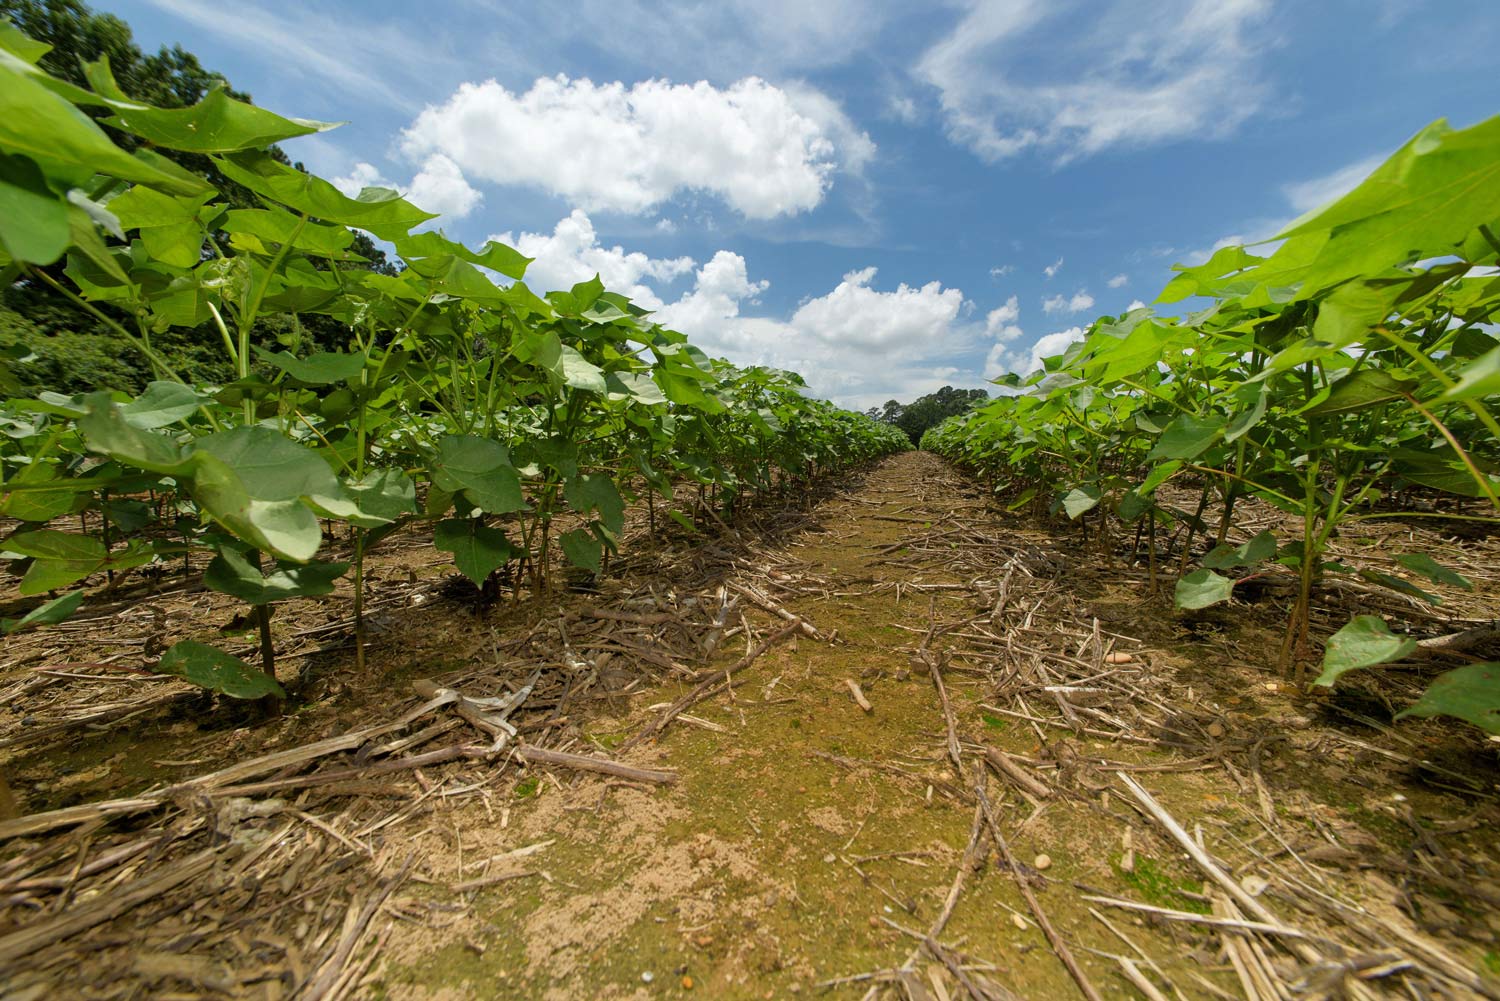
[120,381,211,428]
[563,473,625,535]
[0,463,82,522]
[5,528,107,561]
[1394,553,1472,590]
[1,589,83,634]
[1062,485,1102,520]
[1358,568,1441,605]
[392,230,530,280]
[1276,115,1500,294]
[224,208,354,257]
[1311,279,1407,348]
[18,556,97,595]
[344,468,417,525]
[156,640,284,699]
[7,531,107,595]
[194,426,340,502]
[433,518,515,585]
[0,151,68,263]
[1174,569,1234,610]
[1224,386,1268,443]
[1085,318,1181,382]
[64,201,131,284]
[1441,345,1500,404]
[431,435,525,514]
[1202,530,1277,570]
[560,527,602,573]
[1116,489,1152,523]
[1137,460,1181,495]
[0,20,52,64]
[255,348,366,385]
[79,392,193,473]
[204,547,347,604]
[1313,615,1418,688]
[548,275,605,315]
[1148,414,1225,461]
[1304,369,1417,415]
[557,345,607,393]
[187,449,323,562]
[216,150,435,241]
[105,85,338,153]
[1394,663,1500,734]
[0,57,207,195]
[106,186,215,268]
[605,370,668,406]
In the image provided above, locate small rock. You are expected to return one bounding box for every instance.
[1104,651,1134,665]
[694,935,714,948]
[681,975,695,990]
[1206,722,1225,738]
[1033,853,1052,871]
[1241,875,1268,896]
[641,971,654,984]
[868,915,881,929]
[823,853,835,863]
[1011,912,1028,930]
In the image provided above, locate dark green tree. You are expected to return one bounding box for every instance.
[877,386,990,446]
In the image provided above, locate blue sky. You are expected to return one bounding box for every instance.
[102,0,1499,409]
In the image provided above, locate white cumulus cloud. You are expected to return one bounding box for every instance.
[478,213,978,409]
[655,251,770,335]
[405,154,482,219]
[1107,273,1128,288]
[989,326,1087,381]
[981,294,1026,378]
[493,210,696,306]
[401,75,873,219]
[331,162,385,198]
[787,267,964,349]
[330,157,482,221]
[658,261,972,409]
[915,0,1274,163]
[1021,327,1087,377]
[985,295,1022,342]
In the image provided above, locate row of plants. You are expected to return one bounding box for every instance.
[0,20,908,703]
[924,113,1500,736]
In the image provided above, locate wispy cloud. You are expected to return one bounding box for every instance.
[1281,154,1385,218]
[141,0,446,110]
[915,0,1275,163]
[1180,151,1387,265]
[1044,256,1063,279]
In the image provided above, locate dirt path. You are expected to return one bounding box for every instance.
[4,452,1495,999]
[379,452,1500,1000]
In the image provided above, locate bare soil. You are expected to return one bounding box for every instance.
[1,452,1498,1000]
